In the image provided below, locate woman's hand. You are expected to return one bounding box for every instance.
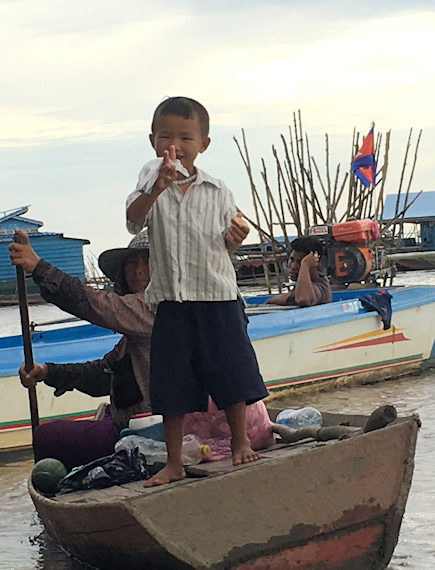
[8,229,41,273]
[19,362,48,388]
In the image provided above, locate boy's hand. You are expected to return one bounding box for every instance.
[226,212,250,251]
[153,145,178,193]
[9,229,41,272]
[19,362,48,388]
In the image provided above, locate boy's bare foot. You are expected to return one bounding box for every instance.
[143,464,185,487]
[232,442,260,466]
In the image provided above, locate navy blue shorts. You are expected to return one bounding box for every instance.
[149,300,268,415]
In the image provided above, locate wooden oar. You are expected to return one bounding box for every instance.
[14,234,40,451]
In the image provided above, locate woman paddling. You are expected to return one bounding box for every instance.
[9,229,153,471]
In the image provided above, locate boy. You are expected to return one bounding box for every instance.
[126,96,268,486]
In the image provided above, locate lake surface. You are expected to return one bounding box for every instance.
[1,270,434,569]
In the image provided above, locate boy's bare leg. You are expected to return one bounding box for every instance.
[225,401,260,466]
[144,414,186,487]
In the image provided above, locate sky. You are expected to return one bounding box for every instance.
[1,0,435,262]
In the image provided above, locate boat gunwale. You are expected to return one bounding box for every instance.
[248,285,435,341]
[30,411,419,508]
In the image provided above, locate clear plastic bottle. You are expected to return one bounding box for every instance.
[181,434,211,466]
[114,434,210,466]
[276,407,323,429]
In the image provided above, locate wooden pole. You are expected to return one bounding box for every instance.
[311,157,330,220]
[375,130,391,220]
[296,112,310,231]
[394,129,413,218]
[280,133,302,233]
[261,159,288,290]
[234,131,274,292]
[403,129,423,211]
[347,128,358,220]
[324,133,332,221]
[275,153,291,250]
[390,128,414,242]
[14,233,39,453]
[304,133,318,225]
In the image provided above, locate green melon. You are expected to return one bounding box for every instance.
[31,458,68,495]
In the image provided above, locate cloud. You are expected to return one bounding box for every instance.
[2,2,434,145]
[1,1,435,256]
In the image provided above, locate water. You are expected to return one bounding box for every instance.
[1,270,434,569]
[2,373,435,569]
[273,371,435,570]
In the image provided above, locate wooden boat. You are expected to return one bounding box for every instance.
[386,251,435,271]
[1,285,434,452]
[29,407,420,569]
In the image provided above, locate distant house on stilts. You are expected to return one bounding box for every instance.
[382,191,435,271]
[0,206,90,301]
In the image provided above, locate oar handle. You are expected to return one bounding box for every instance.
[14,233,39,435]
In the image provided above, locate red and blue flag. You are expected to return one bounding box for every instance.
[351,126,376,187]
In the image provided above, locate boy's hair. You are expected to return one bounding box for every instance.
[290,236,324,257]
[151,96,210,137]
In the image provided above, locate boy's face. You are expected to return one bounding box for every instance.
[149,113,210,174]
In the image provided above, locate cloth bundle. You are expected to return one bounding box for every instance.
[358,288,393,330]
[184,399,275,461]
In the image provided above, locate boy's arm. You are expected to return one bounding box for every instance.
[126,147,178,230]
[126,189,162,229]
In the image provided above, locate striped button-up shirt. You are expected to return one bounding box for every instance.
[126,165,239,310]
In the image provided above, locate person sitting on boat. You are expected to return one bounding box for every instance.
[9,229,153,471]
[265,236,332,307]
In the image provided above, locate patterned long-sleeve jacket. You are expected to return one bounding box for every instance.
[32,259,153,433]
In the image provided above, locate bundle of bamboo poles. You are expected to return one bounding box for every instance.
[234,111,422,291]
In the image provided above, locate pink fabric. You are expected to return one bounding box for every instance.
[184,399,275,461]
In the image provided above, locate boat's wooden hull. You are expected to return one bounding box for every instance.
[29,412,419,569]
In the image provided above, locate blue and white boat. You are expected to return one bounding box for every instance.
[1,286,434,451]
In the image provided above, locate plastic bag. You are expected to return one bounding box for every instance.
[136,157,189,194]
[183,398,274,461]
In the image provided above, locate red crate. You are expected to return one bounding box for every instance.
[331,219,374,243]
